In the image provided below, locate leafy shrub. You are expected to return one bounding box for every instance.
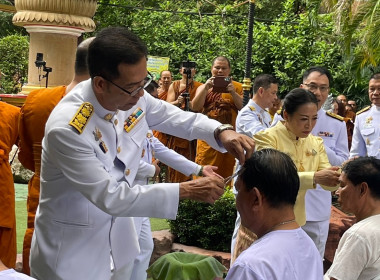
[168,189,237,252]
[0,34,29,94]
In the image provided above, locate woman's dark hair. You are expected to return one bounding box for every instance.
[281,88,318,117]
[240,149,300,207]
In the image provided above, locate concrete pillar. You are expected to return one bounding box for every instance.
[12,0,97,93]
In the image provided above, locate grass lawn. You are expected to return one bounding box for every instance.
[15,183,170,253]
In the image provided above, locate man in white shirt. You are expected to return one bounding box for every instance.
[324,157,380,280]
[350,73,380,159]
[226,149,322,280]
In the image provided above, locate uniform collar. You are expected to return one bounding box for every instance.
[81,79,118,121]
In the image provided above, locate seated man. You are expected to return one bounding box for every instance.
[324,157,380,280]
[226,149,322,280]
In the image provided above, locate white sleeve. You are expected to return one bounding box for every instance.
[152,135,199,176]
[350,120,366,158]
[145,94,225,152]
[236,109,266,138]
[325,121,349,166]
[135,160,156,181]
[45,127,179,219]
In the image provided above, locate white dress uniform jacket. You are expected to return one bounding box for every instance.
[235,99,272,136]
[30,79,223,280]
[350,105,380,159]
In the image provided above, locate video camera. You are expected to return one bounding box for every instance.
[34,53,52,88]
[181,60,196,75]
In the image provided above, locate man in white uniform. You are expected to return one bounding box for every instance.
[300,67,349,258]
[324,157,380,280]
[231,73,279,255]
[30,27,255,280]
[350,73,380,159]
[226,149,322,280]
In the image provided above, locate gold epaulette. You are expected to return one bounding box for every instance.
[356,105,371,115]
[276,109,282,115]
[69,102,94,134]
[326,111,344,121]
[249,106,256,111]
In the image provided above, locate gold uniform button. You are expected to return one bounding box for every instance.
[114,119,118,125]
[117,147,121,153]
[125,169,130,176]
[104,113,113,121]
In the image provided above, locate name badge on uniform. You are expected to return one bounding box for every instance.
[318,131,333,137]
[124,107,145,133]
[364,116,373,128]
[93,127,108,153]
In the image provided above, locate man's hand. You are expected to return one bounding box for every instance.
[314,166,340,187]
[218,130,255,165]
[201,165,223,179]
[179,176,224,204]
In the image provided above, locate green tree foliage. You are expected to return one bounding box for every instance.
[94,0,354,99]
[0,34,29,94]
[0,0,27,38]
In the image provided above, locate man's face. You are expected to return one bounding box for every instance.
[336,172,361,214]
[211,59,231,77]
[347,100,357,111]
[261,83,279,109]
[301,71,330,110]
[368,78,380,107]
[337,95,347,105]
[98,58,147,111]
[160,71,172,88]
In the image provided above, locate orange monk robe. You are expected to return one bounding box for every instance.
[166,80,203,183]
[195,81,243,179]
[0,102,20,268]
[18,86,66,274]
[154,89,170,146]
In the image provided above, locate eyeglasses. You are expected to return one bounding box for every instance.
[102,72,153,97]
[303,83,330,93]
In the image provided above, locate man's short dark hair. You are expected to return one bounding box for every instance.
[212,56,231,68]
[88,27,148,80]
[370,73,380,81]
[342,157,380,199]
[253,74,278,93]
[75,37,94,76]
[145,79,159,95]
[302,66,333,86]
[240,149,300,207]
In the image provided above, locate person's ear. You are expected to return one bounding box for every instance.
[283,110,289,121]
[92,76,107,93]
[359,182,369,198]
[251,187,263,210]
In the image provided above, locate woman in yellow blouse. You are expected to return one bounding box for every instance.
[254,88,340,226]
[232,88,341,263]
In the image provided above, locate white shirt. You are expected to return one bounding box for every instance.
[236,99,272,137]
[226,228,323,280]
[0,269,36,279]
[350,105,380,159]
[324,214,380,280]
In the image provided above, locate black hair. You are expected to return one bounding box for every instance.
[253,74,278,93]
[145,79,159,95]
[75,37,94,76]
[240,149,300,207]
[88,27,148,80]
[342,157,380,199]
[212,56,231,68]
[370,73,380,81]
[302,66,333,86]
[281,88,318,117]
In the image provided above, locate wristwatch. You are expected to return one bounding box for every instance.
[214,124,234,145]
